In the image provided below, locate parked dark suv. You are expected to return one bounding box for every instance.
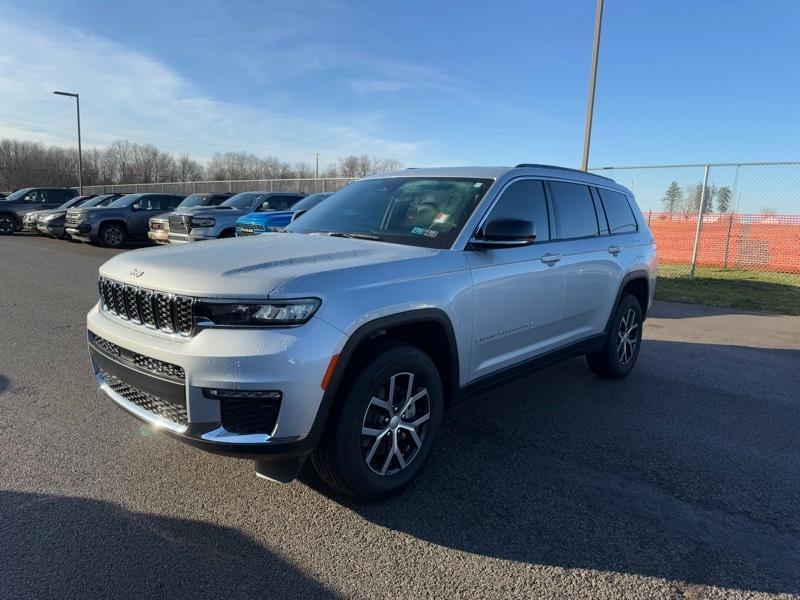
[66,193,185,248]
[0,187,78,234]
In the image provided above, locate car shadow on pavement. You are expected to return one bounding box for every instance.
[305,339,800,595]
[1,491,333,599]
[0,374,9,393]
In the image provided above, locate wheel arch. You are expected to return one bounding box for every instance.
[98,219,128,233]
[605,270,650,334]
[308,309,460,448]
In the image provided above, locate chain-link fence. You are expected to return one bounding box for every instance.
[590,162,800,282]
[80,177,356,196]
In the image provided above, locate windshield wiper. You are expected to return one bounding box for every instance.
[325,231,380,240]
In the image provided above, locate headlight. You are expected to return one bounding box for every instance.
[191,217,215,228]
[197,299,320,327]
[150,222,161,230]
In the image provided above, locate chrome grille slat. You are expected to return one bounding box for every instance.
[98,277,194,336]
[154,293,174,332]
[138,289,157,328]
[124,285,141,323]
[112,282,128,319]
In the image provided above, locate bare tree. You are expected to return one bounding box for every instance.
[338,154,402,177]
[0,136,403,191]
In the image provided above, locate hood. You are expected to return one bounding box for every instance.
[98,233,449,298]
[68,206,112,217]
[174,206,245,217]
[237,211,293,225]
[41,210,68,221]
[28,209,56,218]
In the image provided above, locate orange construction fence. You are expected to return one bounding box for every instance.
[646,212,800,274]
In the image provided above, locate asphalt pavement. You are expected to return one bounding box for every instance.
[2,233,799,599]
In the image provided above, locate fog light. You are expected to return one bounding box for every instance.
[202,388,282,400]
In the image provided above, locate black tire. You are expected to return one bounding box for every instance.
[98,223,126,248]
[219,228,235,238]
[586,294,643,379]
[311,342,444,501]
[0,213,18,235]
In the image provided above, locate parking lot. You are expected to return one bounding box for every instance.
[2,233,799,599]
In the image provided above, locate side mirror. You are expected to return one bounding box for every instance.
[470,218,535,249]
[131,203,141,211]
[261,201,272,211]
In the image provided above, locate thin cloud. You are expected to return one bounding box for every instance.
[0,16,427,164]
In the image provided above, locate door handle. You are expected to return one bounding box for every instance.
[607,246,623,256]
[540,253,562,265]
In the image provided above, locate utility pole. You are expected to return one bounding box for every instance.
[53,91,83,193]
[314,153,320,178]
[581,0,604,171]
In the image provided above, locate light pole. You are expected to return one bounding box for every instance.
[581,0,604,171]
[314,153,320,179]
[53,91,82,193]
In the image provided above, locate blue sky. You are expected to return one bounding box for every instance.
[0,0,798,170]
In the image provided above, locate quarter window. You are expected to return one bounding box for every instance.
[598,188,638,234]
[484,179,550,241]
[548,181,599,239]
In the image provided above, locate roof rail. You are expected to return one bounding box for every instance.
[514,163,614,181]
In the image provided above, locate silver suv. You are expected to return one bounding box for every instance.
[86,165,657,500]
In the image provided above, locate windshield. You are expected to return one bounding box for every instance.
[286,177,493,249]
[4,188,34,201]
[58,196,89,210]
[291,193,331,212]
[107,194,140,208]
[80,194,116,208]
[221,192,267,210]
[178,193,215,208]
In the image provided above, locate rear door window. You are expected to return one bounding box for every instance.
[598,188,638,234]
[547,181,600,240]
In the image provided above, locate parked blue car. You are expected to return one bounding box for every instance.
[235,192,333,236]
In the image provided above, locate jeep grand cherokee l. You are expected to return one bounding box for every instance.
[86,165,657,500]
[67,193,185,247]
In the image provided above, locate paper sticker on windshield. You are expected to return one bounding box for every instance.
[411,227,439,238]
[433,212,449,224]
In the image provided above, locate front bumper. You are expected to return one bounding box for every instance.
[66,222,97,242]
[168,231,215,244]
[86,303,344,460]
[38,222,66,237]
[148,230,169,244]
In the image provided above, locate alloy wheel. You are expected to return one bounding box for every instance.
[617,307,639,365]
[104,227,123,246]
[361,372,431,476]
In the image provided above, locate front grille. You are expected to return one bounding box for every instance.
[92,334,186,380]
[236,223,264,236]
[169,214,191,234]
[220,397,281,435]
[98,277,194,336]
[101,368,188,426]
[65,212,80,226]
